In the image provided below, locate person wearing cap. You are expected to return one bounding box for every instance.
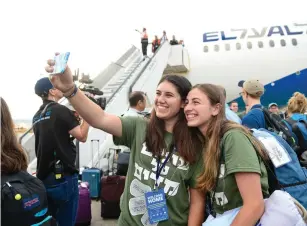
[32,77,89,226]
[238,79,265,129]
[268,102,286,119]
[268,103,279,114]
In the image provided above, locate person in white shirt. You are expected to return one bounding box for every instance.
[122,91,147,116]
[219,86,242,124]
[160,30,168,43]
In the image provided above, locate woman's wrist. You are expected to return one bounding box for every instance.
[63,84,78,98]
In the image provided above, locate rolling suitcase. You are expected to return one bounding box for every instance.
[75,182,91,226]
[82,139,101,199]
[101,148,126,218]
[116,149,130,176]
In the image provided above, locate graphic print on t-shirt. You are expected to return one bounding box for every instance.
[213,164,229,206]
[129,143,189,225]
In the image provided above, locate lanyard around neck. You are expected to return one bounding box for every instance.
[155,147,176,189]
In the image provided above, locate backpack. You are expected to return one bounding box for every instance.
[261,107,300,152]
[284,118,307,165]
[1,171,55,226]
[251,128,307,209]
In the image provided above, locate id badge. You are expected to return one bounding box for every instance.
[258,136,292,168]
[145,189,169,224]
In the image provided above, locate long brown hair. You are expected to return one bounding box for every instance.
[1,97,28,173]
[194,84,267,192]
[145,75,203,164]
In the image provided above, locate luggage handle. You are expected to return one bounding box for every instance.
[107,148,119,175]
[91,139,100,168]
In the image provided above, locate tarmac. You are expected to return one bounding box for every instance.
[90,200,118,226]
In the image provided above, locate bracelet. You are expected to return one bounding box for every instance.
[64,84,78,99]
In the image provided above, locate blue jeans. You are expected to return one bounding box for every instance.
[43,173,79,226]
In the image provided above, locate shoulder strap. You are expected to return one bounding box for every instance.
[41,102,56,117]
[33,102,57,127]
[298,119,307,127]
[260,107,274,130]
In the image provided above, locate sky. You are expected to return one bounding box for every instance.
[0,0,306,119]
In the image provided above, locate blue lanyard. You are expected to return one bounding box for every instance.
[155,147,176,189]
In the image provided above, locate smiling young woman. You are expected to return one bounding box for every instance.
[45,54,206,226]
[185,84,269,226]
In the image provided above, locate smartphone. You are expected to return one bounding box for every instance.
[51,52,70,74]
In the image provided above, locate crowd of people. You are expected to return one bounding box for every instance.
[137,28,184,56]
[1,51,307,226]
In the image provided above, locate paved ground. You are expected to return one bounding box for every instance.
[90,200,118,226]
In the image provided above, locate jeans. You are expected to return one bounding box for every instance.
[43,173,79,226]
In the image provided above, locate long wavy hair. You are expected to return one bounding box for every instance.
[193,84,267,192]
[1,97,28,173]
[145,75,203,164]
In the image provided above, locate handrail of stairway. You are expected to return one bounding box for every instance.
[128,41,166,95]
[105,52,144,106]
[19,127,33,144]
[116,45,137,66]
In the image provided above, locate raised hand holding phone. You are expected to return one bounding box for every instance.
[45,52,74,94]
[51,52,70,74]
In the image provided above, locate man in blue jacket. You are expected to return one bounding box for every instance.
[238,80,265,129]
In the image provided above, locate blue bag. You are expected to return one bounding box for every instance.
[252,128,307,209]
[283,117,307,165]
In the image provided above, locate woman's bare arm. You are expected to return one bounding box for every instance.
[188,188,205,226]
[231,172,264,226]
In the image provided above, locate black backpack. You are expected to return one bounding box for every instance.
[1,171,55,226]
[261,107,300,151]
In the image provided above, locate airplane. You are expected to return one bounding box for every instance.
[179,22,307,111]
[22,21,307,225]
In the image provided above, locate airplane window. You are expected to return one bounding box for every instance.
[247,42,252,49]
[280,39,286,47]
[258,41,264,48]
[269,40,275,47]
[204,46,209,52]
[296,71,301,75]
[225,43,230,51]
[292,39,298,46]
[236,43,241,50]
[214,45,219,52]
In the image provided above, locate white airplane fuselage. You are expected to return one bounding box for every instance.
[185,23,307,110]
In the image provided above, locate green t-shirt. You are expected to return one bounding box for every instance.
[113,116,203,226]
[211,129,269,214]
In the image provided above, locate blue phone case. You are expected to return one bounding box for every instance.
[51,52,70,74]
